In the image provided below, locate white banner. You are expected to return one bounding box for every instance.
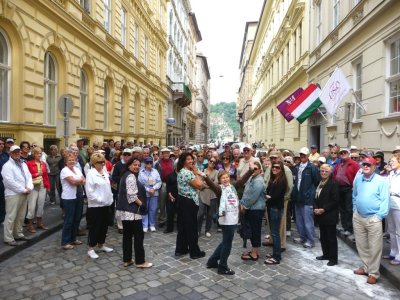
[319,67,351,117]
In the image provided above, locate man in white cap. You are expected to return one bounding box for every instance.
[2,145,33,246]
[292,147,320,248]
[237,144,258,180]
[154,148,174,231]
[393,146,400,155]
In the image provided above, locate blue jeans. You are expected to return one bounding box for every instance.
[142,196,158,229]
[246,210,265,247]
[207,225,236,271]
[61,198,82,245]
[270,208,283,261]
[295,204,315,244]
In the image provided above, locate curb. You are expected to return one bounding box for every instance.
[337,230,400,289]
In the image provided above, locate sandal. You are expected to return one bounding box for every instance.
[389,259,400,266]
[264,257,280,265]
[382,255,395,260]
[241,251,259,261]
[62,244,74,250]
[265,254,273,259]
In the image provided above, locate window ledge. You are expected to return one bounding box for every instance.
[377,114,400,124]
[326,124,337,129]
[352,120,363,125]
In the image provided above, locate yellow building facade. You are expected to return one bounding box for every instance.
[0,0,168,148]
[248,0,309,150]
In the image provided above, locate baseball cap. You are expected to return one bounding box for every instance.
[360,150,374,157]
[310,145,317,149]
[363,157,376,166]
[283,156,294,164]
[144,157,153,163]
[350,153,360,158]
[122,148,132,154]
[132,147,143,152]
[318,157,326,163]
[243,144,252,150]
[339,148,349,154]
[160,148,170,153]
[6,138,14,143]
[373,151,384,158]
[269,150,281,158]
[328,143,337,147]
[392,146,400,154]
[10,145,20,152]
[350,145,358,150]
[299,147,310,155]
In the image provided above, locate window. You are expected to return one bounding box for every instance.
[388,37,400,113]
[316,2,322,45]
[104,0,111,33]
[144,36,148,66]
[80,70,88,128]
[44,52,57,125]
[121,7,127,47]
[80,0,90,13]
[133,23,139,57]
[0,31,10,122]
[104,82,109,130]
[333,0,340,28]
[353,59,363,119]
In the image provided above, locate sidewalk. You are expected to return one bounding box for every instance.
[337,230,400,289]
[0,200,86,263]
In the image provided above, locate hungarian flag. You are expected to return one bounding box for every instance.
[287,83,322,123]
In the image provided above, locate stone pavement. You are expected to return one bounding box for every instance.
[0,222,399,300]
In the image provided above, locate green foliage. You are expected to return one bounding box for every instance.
[210,102,239,139]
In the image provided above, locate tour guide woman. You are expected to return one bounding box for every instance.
[175,152,206,259]
[116,157,152,268]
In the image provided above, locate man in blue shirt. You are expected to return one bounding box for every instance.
[352,157,389,284]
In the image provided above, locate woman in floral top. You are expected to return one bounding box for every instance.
[175,152,206,259]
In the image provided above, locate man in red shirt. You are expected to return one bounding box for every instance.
[154,148,174,232]
[333,148,360,237]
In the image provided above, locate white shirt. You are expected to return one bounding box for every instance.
[1,158,33,196]
[85,168,113,207]
[60,166,84,200]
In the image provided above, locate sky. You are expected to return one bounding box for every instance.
[190,0,264,105]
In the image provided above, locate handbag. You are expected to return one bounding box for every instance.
[32,162,43,186]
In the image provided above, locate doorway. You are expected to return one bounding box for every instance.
[309,126,321,150]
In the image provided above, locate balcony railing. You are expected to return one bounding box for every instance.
[171,82,192,107]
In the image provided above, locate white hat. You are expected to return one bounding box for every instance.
[243,144,252,150]
[160,148,171,153]
[10,145,20,152]
[318,157,326,163]
[122,148,132,154]
[392,145,400,154]
[299,147,310,155]
[350,145,358,150]
[208,143,216,149]
[132,147,143,152]
[6,138,14,143]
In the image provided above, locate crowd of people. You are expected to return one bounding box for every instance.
[0,137,399,282]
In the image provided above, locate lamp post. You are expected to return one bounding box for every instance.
[237,112,243,142]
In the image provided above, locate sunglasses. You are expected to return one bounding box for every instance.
[96,161,105,164]
[153,153,159,156]
[339,152,348,155]
[197,155,204,157]
[272,165,281,170]
[362,163,372,167]
[331,152,338,154]
[209,161,216,164]
[243,149,250,152]
[222,157,229,160]
[123,153,131,156]
[253,168,259,171]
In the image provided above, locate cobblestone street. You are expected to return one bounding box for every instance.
[0,225,399,300]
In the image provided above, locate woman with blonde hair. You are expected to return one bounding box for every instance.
[26,147,50,232]
[85,153,114,259]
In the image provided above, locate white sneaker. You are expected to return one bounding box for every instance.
[88,249,99,259]
[286,231,291,237]
[293,238,304,244]
[303,242,315,248]
[143,228,148,233]
[150,226,156,232]
[205,232,211,237]
[98,245,113,253]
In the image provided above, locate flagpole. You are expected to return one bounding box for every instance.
[350,88,367,113]
[317,108,327,121]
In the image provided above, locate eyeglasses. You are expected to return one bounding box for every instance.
[320,170,329,173]
[197,155,203,157]
[362,163,372,167]
[243,149,250,152]
[222,157,229,160]
[331,152,337,154]
[96,161,105,164]
[153,153,159,156]
[123,153,131,156]
[339,152,348,155]
[209,161,216,164]
[272,165,281,170]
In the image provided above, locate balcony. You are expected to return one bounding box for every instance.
[171,82,192,107]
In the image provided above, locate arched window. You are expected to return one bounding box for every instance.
[0,31,10,121]
[80,69,88,128]
[44,52,57,125]
[104,82,109,130]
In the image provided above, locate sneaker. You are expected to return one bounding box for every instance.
[136,261,153,268]
[205,232,211,237]
[293,238,304,244]
[343,231,352,236]
[143,228,148,233]
[150,226,156,232]
[303,242,314,248]
[88,249,99,259]
[98,245,113,253]
[286,231,291,237]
